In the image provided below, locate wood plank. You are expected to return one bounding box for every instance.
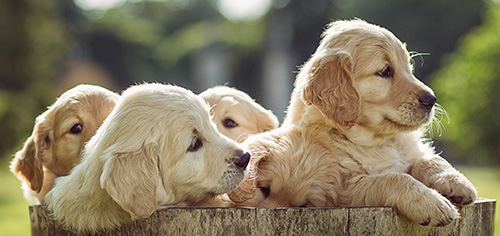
[30,198,496,236]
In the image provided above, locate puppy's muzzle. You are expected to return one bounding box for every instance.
[234,152,251,170]
[419,93,436,111]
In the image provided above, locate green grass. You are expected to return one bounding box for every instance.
[0,163,497,235]
[0,162,31,236]
[457,166,500,235]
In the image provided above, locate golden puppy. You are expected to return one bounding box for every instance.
[200,86,279,142]
[233,19,476,226]
[228,125,341,207]
[10,84,118,203]
[45,83,250,232]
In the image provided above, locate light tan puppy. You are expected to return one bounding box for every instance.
[200,86,279,142]
[10,84,118,203]
[45,83,250,232]
[232,19,476,227]
[228,125,341,207]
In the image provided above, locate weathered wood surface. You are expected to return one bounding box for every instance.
[30,198,495,236]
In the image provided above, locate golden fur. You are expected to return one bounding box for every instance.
[228,125,341,207]
[44,83,250,232]
[230,20,476,227]
[200,86,279,142]
[10,84,118,203]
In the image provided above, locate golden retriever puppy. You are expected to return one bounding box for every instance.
[200,86,279,142]
[45,83,250,232]
[234,19,476,226]
[228,125,341,207]
[10,84,118,204]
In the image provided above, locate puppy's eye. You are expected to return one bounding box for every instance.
[223,118,238,128]
[258,186,270,198]
[70,124,83,134]
[187,137,203,152]
[377,65,393,78]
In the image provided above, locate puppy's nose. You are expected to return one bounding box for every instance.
[419,93,436,111]
[234,152,250,170]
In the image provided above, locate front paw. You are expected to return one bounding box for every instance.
[400,188,459,226]
[430,172,477,206]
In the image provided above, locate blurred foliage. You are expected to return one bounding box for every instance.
[0,0,70,160]
[431,1,500,164]
[72,0,269,89]
[0,0,493,164]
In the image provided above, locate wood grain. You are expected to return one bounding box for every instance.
[30,198,496,236]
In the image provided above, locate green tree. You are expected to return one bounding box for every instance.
[431,1,500,164]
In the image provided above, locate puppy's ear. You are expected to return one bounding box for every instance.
[100,144,159,220]
[227,152,269,203]
[33,121,55,168]
[10,119,53,193]
[254,108,279,133]
[10,135,44,193]
[302,51,360,128]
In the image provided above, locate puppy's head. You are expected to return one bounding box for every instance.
[227,126,340,207]
[299,20,436,140]
[200,86,279,143]
[10,84,118,193]
[98,84,249,219]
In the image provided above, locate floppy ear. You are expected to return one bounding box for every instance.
[253,107,279,133]
[302,50,360,128]
[10,135,44,193]
[100,144,159,220]
[33,121,55,169]
[227,152,269,203]
[10,119,53,193]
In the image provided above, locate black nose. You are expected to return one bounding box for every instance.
[419,93,436,111]
[234,152,250,170]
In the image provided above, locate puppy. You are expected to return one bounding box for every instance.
[200,86,279,142]
[228,125,341,207]
[10,84,118,203]
[233,19,476,226]
[45,83,250,232]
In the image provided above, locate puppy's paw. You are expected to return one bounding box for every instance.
[430,172,477,206]
[401,188,459,227]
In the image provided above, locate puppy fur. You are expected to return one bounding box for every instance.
[44,83,249,232]
[231,19,476,227]
[228,125,341,207]
[200,86,279,142]
[10,84,118,203]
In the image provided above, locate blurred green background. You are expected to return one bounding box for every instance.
[1,0,499,235]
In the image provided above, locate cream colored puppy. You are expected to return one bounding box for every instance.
[233,19,476,226]
[45,83,250,232]
[10,84,118,203]
[200,86,279,142]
